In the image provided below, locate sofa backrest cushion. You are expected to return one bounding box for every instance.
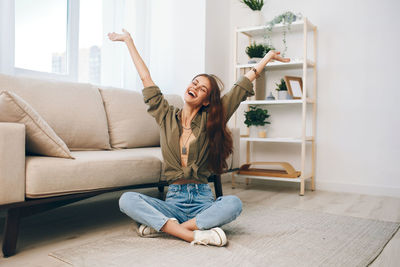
[100,87,183,148]
[0,74,111,150]
[0,90,74,158]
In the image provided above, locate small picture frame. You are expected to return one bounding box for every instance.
[284,76,303,99]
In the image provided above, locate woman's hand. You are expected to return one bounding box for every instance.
[266,50,290,63]
[108,28,154,87]
[245,50,290,82]
[108,28,132,43]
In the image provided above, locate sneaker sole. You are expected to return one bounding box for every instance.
[137,219,178,238]
[137,225,163,238]
[211,227,227,246]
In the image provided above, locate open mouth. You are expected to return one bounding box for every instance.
[187,90,197,98]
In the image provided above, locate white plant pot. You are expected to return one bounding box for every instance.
[249,125,267,138]
[249,126,257,138]
[254,10,265,25]
[278,91,288,100]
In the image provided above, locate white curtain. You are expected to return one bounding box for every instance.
[148,0,206,96]
[101,0,206,95]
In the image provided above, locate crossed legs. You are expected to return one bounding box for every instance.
[160,217,199,242]
[119,191,242,243]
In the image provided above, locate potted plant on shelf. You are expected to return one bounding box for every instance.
[239,0,265,25]
[246,42,274,63]
[263,11,303,57]
[275,78,291,100]
[244,106,270,138]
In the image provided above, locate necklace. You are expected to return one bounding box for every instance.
[181,130,192,155]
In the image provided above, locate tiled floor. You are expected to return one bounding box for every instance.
[0,182,399,266]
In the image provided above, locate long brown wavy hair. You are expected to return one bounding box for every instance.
[193,74,233,175]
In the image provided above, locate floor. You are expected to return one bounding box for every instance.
[0,181,399,266]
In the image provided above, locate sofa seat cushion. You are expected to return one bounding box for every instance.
[25,147,163,198]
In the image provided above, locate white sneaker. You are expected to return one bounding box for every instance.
[191,227,227,247]
[137,218,178,238]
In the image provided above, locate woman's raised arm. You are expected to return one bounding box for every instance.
[244,50,290,82]
[108,29,155,87]
[109,29,171,125]
[221,50,290,121]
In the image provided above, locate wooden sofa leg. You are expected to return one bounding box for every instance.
[158,185,165,193]
[2,208,21,257]
[214,174,223,198]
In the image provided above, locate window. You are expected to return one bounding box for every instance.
[4,0,201,93]
[14,0,68,74]
[9,0,146,87]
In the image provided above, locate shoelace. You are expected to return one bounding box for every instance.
[191,228,224,246]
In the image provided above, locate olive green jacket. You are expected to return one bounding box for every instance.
[142,75,254,184]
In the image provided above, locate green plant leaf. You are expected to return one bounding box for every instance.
[275,78,287,91]
[245,42,274,58]
[239,0,264,11]
[244,106,271,127]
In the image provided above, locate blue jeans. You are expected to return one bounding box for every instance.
[119,183,242,231]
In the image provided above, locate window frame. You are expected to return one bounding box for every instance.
[1,0,80,81]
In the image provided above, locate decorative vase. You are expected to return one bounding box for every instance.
[258,126,267,138]
[266,92,275,100]
[278,90,288,100]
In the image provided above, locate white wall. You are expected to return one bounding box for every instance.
[221,0,400,197]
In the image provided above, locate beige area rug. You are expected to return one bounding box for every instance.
[49,204,399,267]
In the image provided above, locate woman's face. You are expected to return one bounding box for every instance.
[184,75,211,108]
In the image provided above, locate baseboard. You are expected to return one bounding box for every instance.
[222,173,400,198]
[315,180,400,198]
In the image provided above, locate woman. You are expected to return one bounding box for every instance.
[108,29,290,247]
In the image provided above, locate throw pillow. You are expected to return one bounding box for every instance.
[0,90,75,159]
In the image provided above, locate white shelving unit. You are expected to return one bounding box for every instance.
[232,17,318,196]
[236,58,315,70]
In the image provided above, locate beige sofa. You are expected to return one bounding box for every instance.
[0,74,240,257]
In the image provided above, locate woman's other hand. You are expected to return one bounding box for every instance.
[266,50,290,63]
[108,28,132,42]
[245,50,290,82]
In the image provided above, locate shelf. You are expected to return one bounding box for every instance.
[236,20,310,38]
[233,17,317,195]
[240,137,314,143]
[241,98,315,105]
[234,173,312,183]
[236,59,315,70]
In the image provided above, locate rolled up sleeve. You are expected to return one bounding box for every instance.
[142,85,170,125]
[221,76,255,121]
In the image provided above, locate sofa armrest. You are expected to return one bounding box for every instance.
[0,122,26,205]
[225,127,240,170]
